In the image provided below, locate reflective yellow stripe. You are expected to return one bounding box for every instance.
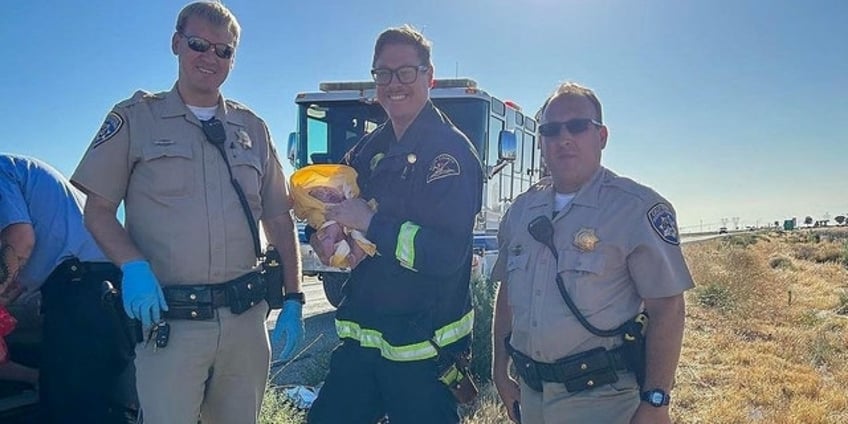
[335,310,474,362]
[395,221,420,271]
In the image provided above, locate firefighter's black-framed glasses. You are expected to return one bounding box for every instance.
[370,65,430,86]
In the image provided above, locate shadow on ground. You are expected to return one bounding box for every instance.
[269,310,339,386]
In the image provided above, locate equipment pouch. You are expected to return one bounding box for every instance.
[262,245,284,310]
[438,360,479,404]
[563,367,619,393]
[226,273,266,315]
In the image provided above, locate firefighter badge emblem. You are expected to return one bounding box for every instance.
[427,153,460,183]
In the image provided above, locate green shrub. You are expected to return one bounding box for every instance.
[835,292,848,315]
[724,234,759,248]
[470,276,497,385]
[694,283,734,311]
[260,385,306,424]
[768,255,794,270]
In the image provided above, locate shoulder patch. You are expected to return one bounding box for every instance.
[91,112,124,148]
[427,153,461,183]
[647,203,679,245]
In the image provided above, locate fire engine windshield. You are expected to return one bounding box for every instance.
[294,98,488,168]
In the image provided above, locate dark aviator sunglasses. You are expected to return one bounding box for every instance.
[538,118,602,138]
[179,32,235,60]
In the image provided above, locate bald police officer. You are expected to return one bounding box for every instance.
[72,2,303,423]
[491,82,693,424]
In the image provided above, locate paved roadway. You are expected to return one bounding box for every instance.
[266,275,339,386]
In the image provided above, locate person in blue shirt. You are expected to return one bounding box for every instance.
[0,154,137,423]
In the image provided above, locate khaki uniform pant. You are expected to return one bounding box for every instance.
[519,371,640,424]
[135,302,270,424]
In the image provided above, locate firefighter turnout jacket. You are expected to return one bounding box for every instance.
[336,101,484,361]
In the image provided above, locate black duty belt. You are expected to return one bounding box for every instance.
[162,272,265,320]
[508,343,630,393]
[52,258,120,282]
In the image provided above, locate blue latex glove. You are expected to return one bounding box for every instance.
[271,299,305,361]
[120,260,168,328]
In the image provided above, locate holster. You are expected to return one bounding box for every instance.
[101,281,143,357]
[262,245,284,310]
[619,312,648,388]
[437,350,479,404]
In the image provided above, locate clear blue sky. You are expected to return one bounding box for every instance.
[2,0,845,231]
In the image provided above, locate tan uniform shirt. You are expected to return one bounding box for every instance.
[72,85,290,285]
[492,167,694,363]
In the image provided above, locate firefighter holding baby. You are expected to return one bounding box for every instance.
[305,25,484,424]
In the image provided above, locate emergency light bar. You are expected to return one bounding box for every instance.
[319,81,376,92]
[432,78,478,89]
[319,78,479,93]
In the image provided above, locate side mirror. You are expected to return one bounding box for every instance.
[498,130,517,161]
[287,132,297,167]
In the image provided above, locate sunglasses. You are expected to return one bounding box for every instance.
[370,65,429,86]
[538,118,602,138]
[179,32,235,60]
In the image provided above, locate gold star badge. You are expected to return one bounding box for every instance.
[573,228,599,252]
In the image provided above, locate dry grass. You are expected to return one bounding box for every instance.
[262,228,848,423]
[674,228,848,424]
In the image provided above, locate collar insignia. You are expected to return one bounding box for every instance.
[573,228,599,252]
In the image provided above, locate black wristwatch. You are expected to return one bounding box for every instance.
[641,389,670,407]
[283,292,306,305]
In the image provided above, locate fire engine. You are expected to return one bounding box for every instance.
[287,78,542,306]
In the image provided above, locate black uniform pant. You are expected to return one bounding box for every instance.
[308,339,459,424]
[39,260,138,424]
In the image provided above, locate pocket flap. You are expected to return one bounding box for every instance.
[558,250,605,275]
[142,141,193,161]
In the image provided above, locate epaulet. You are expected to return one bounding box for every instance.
[529,176,553,191]
[603,171,661,204]
[225,99,265,121]
[115,90,164,108]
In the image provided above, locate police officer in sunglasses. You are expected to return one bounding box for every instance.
[491,82,694,424]
[72,2,303,423]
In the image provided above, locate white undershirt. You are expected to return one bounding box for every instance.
[554,192,576,213]
[187,105,218,121]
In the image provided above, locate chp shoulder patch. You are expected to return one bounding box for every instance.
[427,153,461,184]
[92,112,124,148]
[647,203,680,245]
